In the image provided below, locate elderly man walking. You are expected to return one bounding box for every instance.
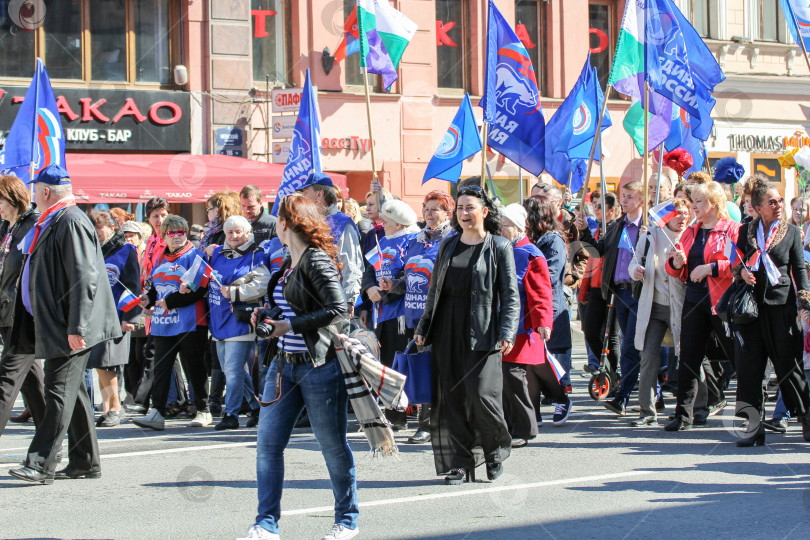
[9,164,121,485]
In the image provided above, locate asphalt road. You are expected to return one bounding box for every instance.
[1,328,809,540]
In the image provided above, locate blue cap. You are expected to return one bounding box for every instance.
[297,171,334,191]
[36,164,71,185]
[713,157,744,184]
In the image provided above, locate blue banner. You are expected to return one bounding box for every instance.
[781,1,810,53]
[423,93,482,183]
[272,69,322,216]
[665,105,706,176]
[479,0,545,175]
[0,58,65,184]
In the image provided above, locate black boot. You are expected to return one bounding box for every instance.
[737,424,766,447]
[801,415,810,442]
[444,468,474,485]
[664,416,692,431]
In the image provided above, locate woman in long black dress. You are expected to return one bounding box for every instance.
[415,186,520,485]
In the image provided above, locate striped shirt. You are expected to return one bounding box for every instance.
[273,276,308,353]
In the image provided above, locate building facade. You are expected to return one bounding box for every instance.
[0,0,807,217]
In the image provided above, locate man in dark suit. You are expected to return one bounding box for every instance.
[9,164,121,484]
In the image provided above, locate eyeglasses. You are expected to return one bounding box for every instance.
[165,230,187,238]
[206,207,217,213]
[767,197,784,207]
[594,204,602,210]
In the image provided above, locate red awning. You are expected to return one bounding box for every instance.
[64,153,347,204]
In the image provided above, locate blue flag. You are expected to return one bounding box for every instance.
[781,1,810,51]
[423,93,482,183]
[272,69,322,216]
[586,216,600,237]
[0,58,65,184]
[645,0,724,139]
[618,228,635,253]
[479,0,545,175]
[553,61,612,161]
[665,105,706,176]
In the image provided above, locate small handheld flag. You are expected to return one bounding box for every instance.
[618,228,635,253]
[648,201,679,228]
[586,216,600,237]
[547,352,567,383]
[365,245,383,272]
[117,289,141,313]
[804,249,810,266]
[723,238,745,268]
[181,255,219,291]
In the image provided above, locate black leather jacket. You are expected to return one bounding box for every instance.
[0,208,38,328]
[416,233,520,350]
[267,247,347,364]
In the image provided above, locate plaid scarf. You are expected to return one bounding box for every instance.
[330,329,408,457]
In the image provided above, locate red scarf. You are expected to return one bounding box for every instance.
[28,197,76,254]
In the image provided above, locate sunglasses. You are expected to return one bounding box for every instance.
[165,230,187,238]
[458,185,484,197]
[767,197,784,208]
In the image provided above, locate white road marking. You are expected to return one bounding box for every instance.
[281,470,655,516]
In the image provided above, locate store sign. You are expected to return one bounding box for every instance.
[272,116,296,139]
[321,136,373,153]
[272,141,291,164]
[727,134,790,153]
[0,87,190,152]
[272,88,303,112]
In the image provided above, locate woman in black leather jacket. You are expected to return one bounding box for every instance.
[0,175,42,435]
[243,194,356,540]
[415,186,520,485]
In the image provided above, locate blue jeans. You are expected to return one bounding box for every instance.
[549,348,572,388]
[255,357,358,534]
[613,287,641,402]
[216,340,259,416]
[772,390,791,421]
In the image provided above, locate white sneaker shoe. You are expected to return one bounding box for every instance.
[321,524,359,540]
[189,410,213,427]
[236,525,280,540]
[132,409,165,430]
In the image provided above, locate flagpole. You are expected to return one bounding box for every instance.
[518,166,524,201]
[642,81,650,226]
[361,67,382,212]
[598,129,608,238]
[654,143,664,205]
[579,85,612,214]
[480,122,488,188]
[30,58,40,188]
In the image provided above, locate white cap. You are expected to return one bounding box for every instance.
[500,203,527,233]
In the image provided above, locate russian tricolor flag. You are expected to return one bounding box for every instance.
[723,238,744,268]
[547,352,567,383]
[365,245,383,272]
[648,201,679,228]
[586,216,600,237]
[181,255,217,291]
[117,289,141,313]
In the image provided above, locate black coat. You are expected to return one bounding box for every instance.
[10,205,122,359]
[416,233,520,350]
[578,215,630,301]
[250,208,277,245]
[267,247,347,364]
[0,208,38,328]
[735,219,809,305]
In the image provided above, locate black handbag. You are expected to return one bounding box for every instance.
[730,282,758,326]
[715,280,737,324]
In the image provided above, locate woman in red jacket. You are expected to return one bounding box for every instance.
[499,204,565,448]
[665,181,740,431]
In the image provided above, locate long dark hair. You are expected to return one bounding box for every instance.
[524,196,564,243]
[278,193,342,272]
[451,186,501,236]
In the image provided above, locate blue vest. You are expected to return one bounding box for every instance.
[261,236,288,276]
[105,243,137,321]
[403,239,441,328]
[207,246,268,340]
[375,232,417,324]
[150,247,205,337]
[326,211,359,244]
[513,240,544,336]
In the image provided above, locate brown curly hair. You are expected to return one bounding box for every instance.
[207,191,242,225]
[278,194,342,272]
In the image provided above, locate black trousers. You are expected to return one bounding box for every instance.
[25,348,100,474]
[133,335,156,407]
[501,363,539,439]
[151,326,209,416]
[581,288,619,373]
[735,303,810,420]
[0,325,46,435]
[124,335,146,402]
[676,300,734,421]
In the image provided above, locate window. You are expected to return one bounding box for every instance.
[515,0,545,93]
[0,0,175,83]
[436,0,468,90]
[687,0,710,38]
[343,0,376,87]
[757,0,785,42]
[252,0,291,84]
[588,1,616,90]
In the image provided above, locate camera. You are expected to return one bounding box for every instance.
[255,306,284,339]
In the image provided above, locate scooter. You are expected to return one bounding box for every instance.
[588,292,619,400]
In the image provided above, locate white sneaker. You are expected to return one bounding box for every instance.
[236,525,280,540]
[189,410,213,427]
[132,409,165,431]
[321,524,359,540]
